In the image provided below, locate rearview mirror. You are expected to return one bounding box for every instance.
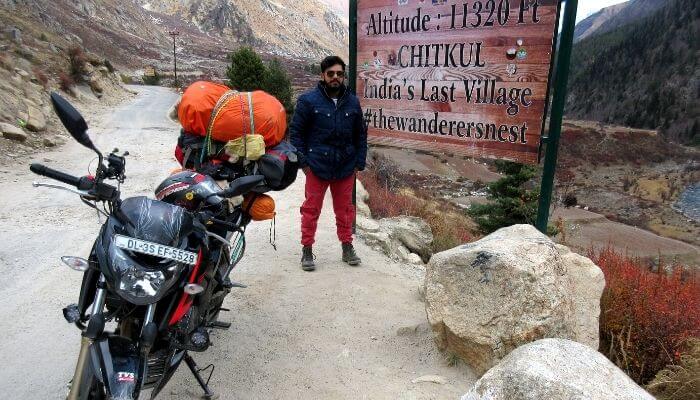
[222,175,265,198]
[50,92,96,151]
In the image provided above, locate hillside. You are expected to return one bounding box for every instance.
[138,0,348,60]
[574,0,666,42]
[566,0,699,144]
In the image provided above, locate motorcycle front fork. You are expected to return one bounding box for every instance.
[66,276,158,400]
[67,274,107,400]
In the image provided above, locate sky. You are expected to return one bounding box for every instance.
[576,0,630,22]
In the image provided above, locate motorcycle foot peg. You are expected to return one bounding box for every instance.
[62,304,81,324]
[208,321,231,330]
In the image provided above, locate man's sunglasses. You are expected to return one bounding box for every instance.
[325,70,345,78]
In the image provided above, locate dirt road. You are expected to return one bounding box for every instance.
[0,86,473,399]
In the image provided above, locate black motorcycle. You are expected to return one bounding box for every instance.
[31,93,266,400]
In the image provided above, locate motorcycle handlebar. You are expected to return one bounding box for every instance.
[30,163,81,187]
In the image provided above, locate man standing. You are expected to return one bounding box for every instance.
[290,56,368,272]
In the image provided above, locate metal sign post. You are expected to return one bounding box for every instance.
[535,0,578,233]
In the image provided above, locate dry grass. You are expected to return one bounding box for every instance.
[646,339,700,400]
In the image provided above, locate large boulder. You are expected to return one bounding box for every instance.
[425,224,605,376]
[379,216,433,262]
[461,339,655,400]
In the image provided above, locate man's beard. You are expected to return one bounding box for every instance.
[324,80,342,97]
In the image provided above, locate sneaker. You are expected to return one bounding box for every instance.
[342,243,361,266]
[301,246,316,271]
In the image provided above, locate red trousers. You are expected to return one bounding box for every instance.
[301,170,355,247]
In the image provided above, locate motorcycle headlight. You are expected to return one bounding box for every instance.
[109,246,188,305]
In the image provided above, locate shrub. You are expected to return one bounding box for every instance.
[468,161,539,234]
[226,47,266,91]
[143,72,161,86]
[563,193,578,207]
[33,67,48,88]
[262,58,295,121]
[646,338,700,400]
[591,247,700,385]
[59,72,74,92]
[67,45,87,81]
[120,74,133,84]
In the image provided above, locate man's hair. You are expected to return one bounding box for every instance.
[320,56,346,73]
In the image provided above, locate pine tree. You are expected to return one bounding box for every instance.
[226,49,295,120]
[226,47,266,91]
[468,161,539,234]
[263,58,295,121]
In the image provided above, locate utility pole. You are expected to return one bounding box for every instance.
[169,31,180,87]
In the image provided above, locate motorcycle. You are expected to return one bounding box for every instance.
[31,92,266,400]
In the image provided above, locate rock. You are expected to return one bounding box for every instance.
[396,322,430,336]
[555,244,605,346]
[25,106,46,132]
[8,27,21,43]
[361,230,392,256]
[83,62,95,75]
[412,375,447,385]
[23,99,38,108]
[15,68,29,78]
[43,137,56,147]
[356,178,369,203]
[356,217,380,233]
[396,244,411,261]
[407,253,423,265]
[67,85,81,99]
[167,101,180,121]
[461,339,654,400]
[425,224,604,376]
[0,122,26,142]
[89,75,103,94]
[356,200,371,218]
[379,216,433,262]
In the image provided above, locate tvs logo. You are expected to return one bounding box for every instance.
[116,372,136,383]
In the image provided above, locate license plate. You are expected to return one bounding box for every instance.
[114,235,198,265]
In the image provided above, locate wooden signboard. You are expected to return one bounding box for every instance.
[355,0,561,164]
[144,66,156,77]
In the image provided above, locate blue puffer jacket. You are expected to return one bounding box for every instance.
[289,82,368,181]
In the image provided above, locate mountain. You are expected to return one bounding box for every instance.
[138,0,348,60]
[574,2,629,42]
[574,0,667,42]
[317,0,348,18]
[566,0,699,144]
